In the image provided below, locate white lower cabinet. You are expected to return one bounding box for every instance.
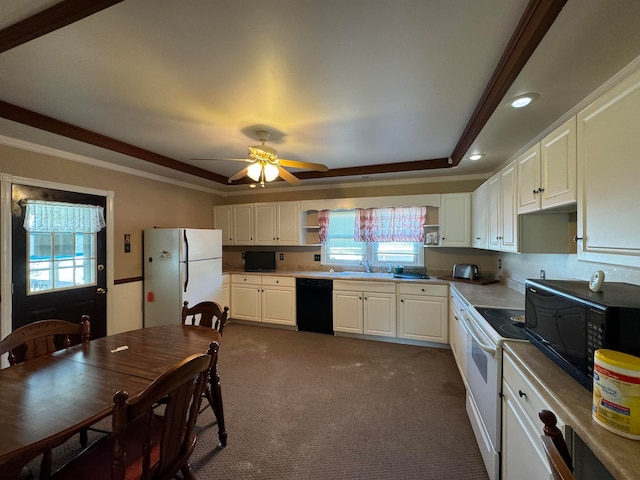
[397,283,448,343]
[502,351,565,480]
[332,280,396,337]
[230,274,296,326]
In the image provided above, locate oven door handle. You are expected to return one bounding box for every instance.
[461,309,497,355]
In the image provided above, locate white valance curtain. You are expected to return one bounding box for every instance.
[318,207,426,243]
[355,206,426,242]
[23,200,106,233]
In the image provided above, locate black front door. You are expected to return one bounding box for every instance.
[11,184,107,339]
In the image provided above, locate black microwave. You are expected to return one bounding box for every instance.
[244,251,276,272]
[524,279,640,391]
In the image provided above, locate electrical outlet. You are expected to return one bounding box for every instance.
[540,269,546,279]
[242,252,245,259]
[279,253,284,261]
[498,258,502,270]
[314,254,321,262]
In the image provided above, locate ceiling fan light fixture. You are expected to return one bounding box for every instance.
[469,153,485,161]
[247,162,263,182]
[263,163,279,182]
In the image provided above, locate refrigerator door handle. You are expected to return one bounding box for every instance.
[183,230,189,292]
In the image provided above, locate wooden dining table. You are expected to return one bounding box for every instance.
[0,324,224,479]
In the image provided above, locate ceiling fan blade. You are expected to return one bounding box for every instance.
[278,158,328,172]
[227,166,251,183]
[278,167,302,186]
[191,158,253,163]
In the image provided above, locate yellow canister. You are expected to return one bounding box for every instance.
[593,349,640,440]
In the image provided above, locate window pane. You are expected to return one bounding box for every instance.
[54,232,74,258]
[27,231,98,295]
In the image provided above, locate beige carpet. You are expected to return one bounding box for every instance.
[190,323,489,480]
[27,323,489,479]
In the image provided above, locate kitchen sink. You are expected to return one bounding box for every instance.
[333,271,394,279]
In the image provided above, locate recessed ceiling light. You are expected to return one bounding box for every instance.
[469,154,485,161]
[509,93,539,108]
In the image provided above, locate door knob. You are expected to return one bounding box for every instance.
[96,288,107,294]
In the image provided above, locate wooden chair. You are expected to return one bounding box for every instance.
[181,301,228,447]
[52,346,216,480]
[0,317,92,478]
[0,316,91,366]
[181,300,229,334]
[539,409,576,480]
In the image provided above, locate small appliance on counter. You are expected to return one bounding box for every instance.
[453,263,479,280]
[244,251,276,272]
[524,278,640,391]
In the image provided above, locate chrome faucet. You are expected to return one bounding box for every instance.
[359,259,371,273]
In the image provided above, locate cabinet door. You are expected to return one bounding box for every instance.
[487,173,501,251]
[233,204,254,245]
[541,117,576,210]
[517,144,541,214]
[276,202,300,245]
[440,193,471,247]
[333,290,363,333]
[213,205,233,245]
[577,67,640,267]
[230,283,261,321]
[254,203,277,245]
[397,295,447,343]
[502,381,553,480]
[262,285,296,325]
[472,182,488,249]
[363,292,396,337]
[500,160,518,252]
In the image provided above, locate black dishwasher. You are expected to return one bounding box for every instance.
[296,278,333,334]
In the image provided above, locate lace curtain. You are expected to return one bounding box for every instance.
[354,206,426,242]
[23,200,106,233]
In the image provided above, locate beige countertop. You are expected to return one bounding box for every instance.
[449,280,525,309]
[504,341,640,480]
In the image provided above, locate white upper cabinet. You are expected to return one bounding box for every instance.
[472,182,488,249]
[233,204,255,245]
[439,193,471,247]
[254,202,301,245]
[213,205,233,245]
[577,66,640,267]
[500,160,518,252]
[275,202,300,245]
[254,203,277,245]
[516,144,542,214]
[487,173,501,251]
[517,118,577,214]
[540,117,577,210]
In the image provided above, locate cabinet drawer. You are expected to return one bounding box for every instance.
[261,276,295,287]
[231,274,262,285]
[333,280,396,293]
[503,353,564,434]
[397,283,448,297]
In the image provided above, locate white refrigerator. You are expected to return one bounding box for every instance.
[143,228,222,327]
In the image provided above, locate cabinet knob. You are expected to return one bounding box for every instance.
[538,187,545,193]
[401,299,404,302]
[532,189,537,195]
[573,236,583,242]
[421,288,425,292]
[518,390,527,398]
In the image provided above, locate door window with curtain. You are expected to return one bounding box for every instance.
[23,200,106,294]
[320,207,425,267]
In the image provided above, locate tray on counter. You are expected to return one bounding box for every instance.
[437,275,499,285]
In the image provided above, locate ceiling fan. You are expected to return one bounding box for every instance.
[197,130,328,187]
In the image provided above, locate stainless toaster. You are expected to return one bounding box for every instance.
[453,263,479,280]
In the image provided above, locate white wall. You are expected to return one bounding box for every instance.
[500,252,640,289]
[109,282,143,334]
